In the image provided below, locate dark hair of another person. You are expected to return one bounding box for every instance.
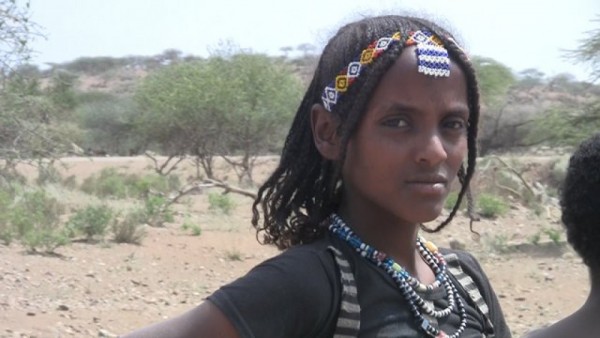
[252,15,481,249]
[560,133,600,270]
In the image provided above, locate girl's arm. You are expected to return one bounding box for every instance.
[123,301,240,338]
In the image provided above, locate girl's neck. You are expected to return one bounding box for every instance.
[337,203,424,278]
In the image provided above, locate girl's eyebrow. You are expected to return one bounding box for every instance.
[377,102,470,116]
[447,105,470,118]
[377,102,419,114]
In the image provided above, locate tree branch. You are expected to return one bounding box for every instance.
[200,178,257,199]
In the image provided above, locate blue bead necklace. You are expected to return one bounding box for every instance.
[329,214,467,338]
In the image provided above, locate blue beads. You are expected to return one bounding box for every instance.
[328,214,467,338]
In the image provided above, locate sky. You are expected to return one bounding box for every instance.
[27,0,599,81]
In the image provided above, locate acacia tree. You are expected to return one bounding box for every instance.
[77,93,140,155]
[471,56,517,155]
[134,53,303,183]
[135,59,225,178]
[0,0,39,78]
[526,101,600,146]
[516,68,545,91]
[567,15,600,83]
[218,53,303,184]
[0,1,77,184]
[567,16,600,124]
[526,17,600,147]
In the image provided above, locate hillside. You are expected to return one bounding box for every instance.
[33,52,598,157]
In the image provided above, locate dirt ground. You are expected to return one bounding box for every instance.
[0,156,590,337]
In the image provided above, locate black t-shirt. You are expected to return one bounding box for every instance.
[208,234,511,338]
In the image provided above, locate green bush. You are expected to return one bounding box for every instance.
[225,248,243,261]
[544,227,562,244]
[131,174,181,197]
[21,228,69,253]
[486,234,511,253]
[62,175,78,190]
[112,208,146,244]
[181,220,201,236]
[67,204,114,241]
[190,224,202,236]
[529,231,542,245]
[496,170,522,197]
[0,189,15,245]
[10,189,68,253]
[477,194,508,219]
[444,191,460,210]
[81,168,181,199]
[11,189,64,234]
[547,156,569,190]
[36,164,63,186]
[143,195,174,227]
[0,222,13,245]
[81,168,129,198]
[0,168,27,190]
[208,192,234,215]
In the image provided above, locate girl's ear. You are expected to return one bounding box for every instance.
[311,104,342,160]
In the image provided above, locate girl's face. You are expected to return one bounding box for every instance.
[340,46,469,227]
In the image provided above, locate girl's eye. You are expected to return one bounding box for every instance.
[444,119,466,130]
[382,117,409,128]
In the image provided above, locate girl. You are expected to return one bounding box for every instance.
[125,15,511,338]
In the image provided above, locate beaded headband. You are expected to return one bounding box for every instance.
[321,30,452,112]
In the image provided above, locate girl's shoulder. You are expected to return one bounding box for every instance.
[269,235,338,269]
[439,247,486,274]
[208,235,342,337]
[440,248,513,338]
[231,235,340,291]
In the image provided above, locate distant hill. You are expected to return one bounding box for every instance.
[40,51,319,96]
[32,51,600,156]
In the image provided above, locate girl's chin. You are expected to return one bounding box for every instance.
[411,207,445,225]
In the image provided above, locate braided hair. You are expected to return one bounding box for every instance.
[252,15,481,250]
[560,133,600,270]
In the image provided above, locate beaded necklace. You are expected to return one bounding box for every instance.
[329,214,467,338]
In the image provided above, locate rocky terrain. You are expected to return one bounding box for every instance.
[0,156,589,337]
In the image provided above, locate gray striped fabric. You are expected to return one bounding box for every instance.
[444,252,495,337]
[328,248,494,338]
[329,246,361,337]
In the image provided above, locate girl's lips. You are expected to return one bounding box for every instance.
[406,182,447,195]
[405,174,448,185]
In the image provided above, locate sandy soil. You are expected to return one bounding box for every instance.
[0,156,589,337]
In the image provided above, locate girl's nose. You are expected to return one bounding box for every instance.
[416,133,448,166]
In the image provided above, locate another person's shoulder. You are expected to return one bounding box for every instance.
[522,313,598,338]
[522,327,547,338]
[522,325,574,338]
